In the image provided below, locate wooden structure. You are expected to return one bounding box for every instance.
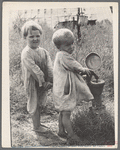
[87,20,96,25]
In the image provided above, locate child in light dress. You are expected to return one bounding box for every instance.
[21,20,53,132]
[52,28,94,145]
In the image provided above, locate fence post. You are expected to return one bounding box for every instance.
[73,17,75,29]
[77,8,81,40]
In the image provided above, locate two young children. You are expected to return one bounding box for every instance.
[21,21,94,144]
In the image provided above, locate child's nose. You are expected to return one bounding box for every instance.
[33,36,37,40]
[72,44,75,48]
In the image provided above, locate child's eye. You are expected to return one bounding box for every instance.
[36,35,40,38]
[29,36,34,38]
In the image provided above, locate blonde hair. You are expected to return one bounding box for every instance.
[52,28,74,49]
[21,20,42,39]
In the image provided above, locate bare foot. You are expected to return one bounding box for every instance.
[67,134,81,145]
[33,125,48,133]
[58,132,68,138]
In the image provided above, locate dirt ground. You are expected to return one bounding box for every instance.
[11,111,69,147]
[11,89,114,148]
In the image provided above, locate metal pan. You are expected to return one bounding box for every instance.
[85,52,101,70]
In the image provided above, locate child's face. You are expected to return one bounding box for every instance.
[60,43,75,54]
[26,29,41,49]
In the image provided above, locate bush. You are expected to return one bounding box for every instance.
[72,106,115,145]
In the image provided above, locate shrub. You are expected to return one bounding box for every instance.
[72,106,115,145]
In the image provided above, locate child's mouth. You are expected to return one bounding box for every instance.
[33,42,38,43]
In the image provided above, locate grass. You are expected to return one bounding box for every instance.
[72,104,114,145]
[9,16,115,147]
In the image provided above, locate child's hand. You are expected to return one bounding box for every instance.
[83,68,92,77]
[43,82,53,91]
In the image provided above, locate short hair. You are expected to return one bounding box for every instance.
[21,20,42,39]
[52,28,74,49]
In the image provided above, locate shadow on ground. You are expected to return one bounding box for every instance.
[36,130,67,146]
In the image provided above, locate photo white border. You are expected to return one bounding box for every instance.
[2,2,118,148]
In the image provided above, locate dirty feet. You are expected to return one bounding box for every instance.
[58,132,68,138]
[33,124,48,133]
[67,134,81,145]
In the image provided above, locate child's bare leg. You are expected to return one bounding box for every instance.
[62,111,80,143]
[58,112,64,133]
[31,105,40,129]
[58,112,67,137]
[31,105,47,132]
[62,111,74,137]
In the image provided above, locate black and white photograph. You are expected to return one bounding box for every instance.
[2,2,118,148]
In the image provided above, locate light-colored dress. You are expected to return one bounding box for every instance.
[53,51,94,112]
[21,45,53,115]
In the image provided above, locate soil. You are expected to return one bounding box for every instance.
[11,110,69,147]
[11,92,114,148]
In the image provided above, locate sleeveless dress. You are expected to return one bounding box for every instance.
[53,51,93,112]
